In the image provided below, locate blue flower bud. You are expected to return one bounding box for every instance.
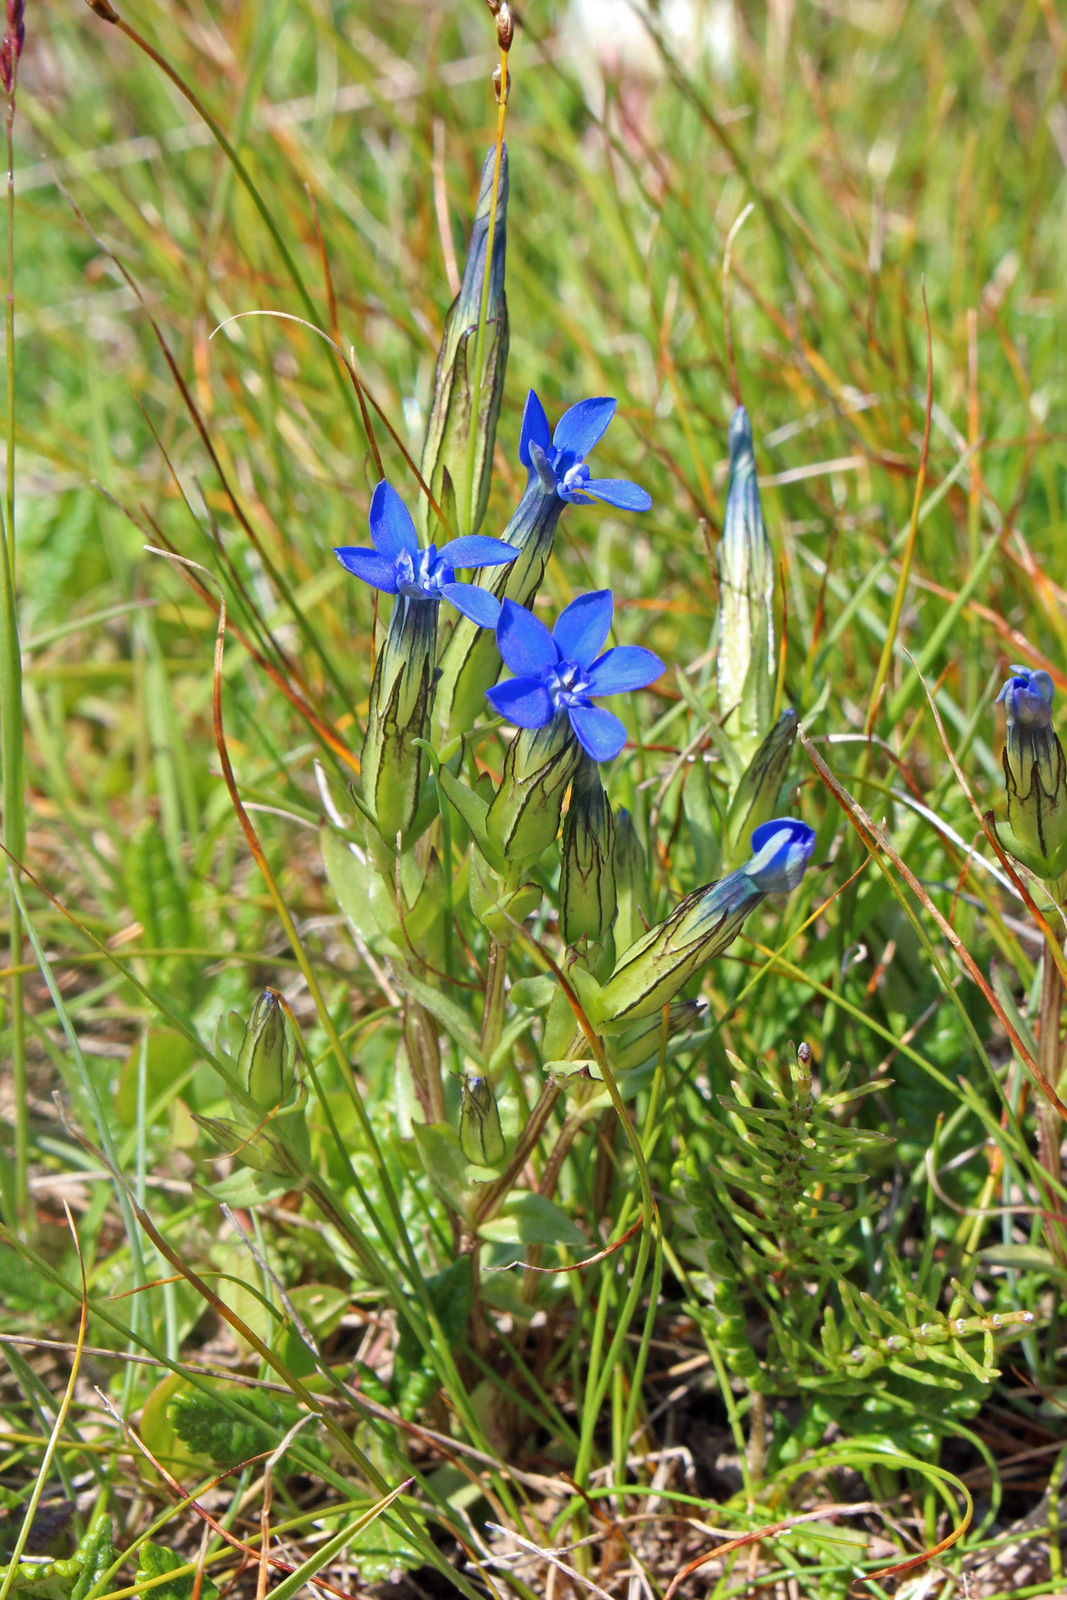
[596,818,815,1025]
[995,666,1067,880]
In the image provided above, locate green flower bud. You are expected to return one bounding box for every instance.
[725,707,798,866]
[559,754,617,946]
[485,719,582,883]
[361,596,437,842]
[718,405,775,765]
[458,1073,506,1167]
[613,807,650,955]
[239,989,296,1110]
[996,667,1067,881]
[419,145,509,542]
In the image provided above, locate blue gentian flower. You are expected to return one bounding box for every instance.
[486,591,663,762]
[520,390,653,511]
[995,665,1054,730]
[334,480,518,628]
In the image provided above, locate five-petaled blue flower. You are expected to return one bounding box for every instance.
[996,665,1054,731]
[520,390,653,512]
[334,480,518,628]
[486,591,663,762]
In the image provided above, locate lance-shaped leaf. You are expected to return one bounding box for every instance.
[419,145,509,542]
[717,404,776,765]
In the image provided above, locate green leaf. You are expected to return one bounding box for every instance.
[135,1543,220,1600]
[411,1122,471,1216]
[479,1192,590,1247]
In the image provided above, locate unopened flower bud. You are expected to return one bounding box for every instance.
[718,405,775,764]
[613,808,650,954]
[560,755,617,946]
[239,989,296,1110]
[725,707,798,866]
[597,819,815,1025]
[420,145,509,544]
[459,1074,506,1166]
[996,666,1067,881]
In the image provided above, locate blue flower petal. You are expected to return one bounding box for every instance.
[368,480,419,561]
[745,819,816,894]
[552,397,616,458]
[486,677,555,729]
[552,590,614,668]
[334,547,399,592]
[582,478,653,513]
[519,390,552,470]
[555,481,594,506]
[996,666,1054,729]
[496,599,558,676]
[438,535,518,569]
[568,703,628,762]
[586,645,664,695]
[442,582,501,628]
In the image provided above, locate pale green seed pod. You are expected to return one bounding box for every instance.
[559,755,617,947]
[361,597,437,842]
[459,1074,506,1166]
[718,405,775,765]
[419,145,509,542]
[239,989,296,1111]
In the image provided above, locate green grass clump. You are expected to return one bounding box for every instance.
[2,3,1066,1598]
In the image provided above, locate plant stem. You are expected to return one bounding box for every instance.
[0,84,26,1234]
[479,936,508,1063]
[1036,928,1067,1270]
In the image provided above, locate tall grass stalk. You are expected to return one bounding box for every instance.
[0,20,26,1234]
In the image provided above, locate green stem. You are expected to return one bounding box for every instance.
[0,88,26,1233]
[1036,929,1067,1270]
[479,936,508,1063]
